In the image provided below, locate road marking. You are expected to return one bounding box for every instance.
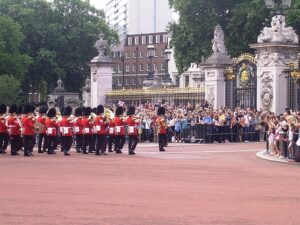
[138,149,262,154]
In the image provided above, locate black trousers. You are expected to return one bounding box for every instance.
[47,136,56,154]
[38,133,47,152]
[75,134,83,152]
[108,135,115,151]
[62,136,72,153]
[90,134,96,152]
[2,133,9,151]
[82,135,91,154]
[10,135,21,154]
[96,134,107,154]
[23,135,35,155]
[0,133,6,152]
[128,135,138,152]
[115,135,125,151]
[158,133,167,151]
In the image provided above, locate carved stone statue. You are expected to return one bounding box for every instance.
[82,77,91,107]
[258,15,298,43]
[260,72,273,111]
[91,33,110,62]
[212,25,226,55]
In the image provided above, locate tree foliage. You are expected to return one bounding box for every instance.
[0,75,23,105]
[169,0,300,74]
[0,0,118,95]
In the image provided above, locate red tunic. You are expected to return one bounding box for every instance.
[46,118,58,136]
[156,116,167,134]
[113,117,125,136]
[81,117,93,135]
[94,116,107,135]
[0,117,8,133]
[22,115,35,136]
[108,120,115,135]
[73,117,83,135]
[126,116,140,136]
[60,117,73,136]
[37,115,47,134]
[7,116,21,136]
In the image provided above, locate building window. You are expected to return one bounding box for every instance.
[113,65,117,74]
[118,64,122,73]
[148,36,153,44]
[126,78,130,85]
[161,49,164,57]
[140,64,144,71]
[125,51,130,58]
[154,50,158,57]
[118,78,122,86]
[114,52,119,59]
[156,35,160,44]
[126,65,130,72]
[163,35,168,43]
[147,64,151,71]
[128,37,132,45]
[185,76,189,87]
[153,64,157,71]
[140,51,143,58]
[135,36,139,45]
[161,63,166,71]
[132,64,136,72]
[142,36,146,44]
[133,51,137,58]
[133,77,137,85]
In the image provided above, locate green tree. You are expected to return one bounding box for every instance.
[0,0,118,95]
[169,0,300,74]
[0,75,23,104]
[0,15,32,80]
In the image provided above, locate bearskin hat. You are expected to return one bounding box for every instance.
[74,107,83,117]
[23,104,32,114]
[92,107,97,114]
[39,105,48,114]
[61,107,66,117]
[157,106,165,116]
[127,106,135,116]
[83,107,92,117]
[47,108,56,118]
[64,106,72,116]
[9,104,18,114]
[115,106,124,117]
[0,104,7,114]
[17,105,23,115]
[96,105,104,115]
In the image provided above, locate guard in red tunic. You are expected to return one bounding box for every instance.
[126,106,140,155]
[73,107,83,153]
[46,108,58,155]
[156,107,167,152]
[82,107,93,154]
[22,104,35,156]
[7,105,22,155]
[60,106,73,156]
[0,104,8,154]
[94,105,108,155]
[113,106,126,154]
[37,105,48,153]
[107,116,115,152]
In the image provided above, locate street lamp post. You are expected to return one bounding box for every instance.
[121,55,125,90]
[163,48,173,87]
[147,45,155,80]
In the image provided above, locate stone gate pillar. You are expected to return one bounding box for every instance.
[201,25,232,108]
[250,15,299,114]
[87,34,113,108]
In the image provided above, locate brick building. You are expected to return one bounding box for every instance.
[111,32,170,89]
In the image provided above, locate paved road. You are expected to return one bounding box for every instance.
[1,142,299,225]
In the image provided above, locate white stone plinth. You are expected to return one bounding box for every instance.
[88,61,113,108]
[250,43,299,114]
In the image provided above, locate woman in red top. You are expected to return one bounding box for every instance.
[46,108,58,155]
[7,105,22,155]
[113,106,126,154]
[0,104,8,154]
[22,104,35,156]
[73,107,83,153]
[60,106,73,156]
[126,106,140,155]
[94,105,107,155]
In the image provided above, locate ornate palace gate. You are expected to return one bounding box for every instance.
[225,53,257,109]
